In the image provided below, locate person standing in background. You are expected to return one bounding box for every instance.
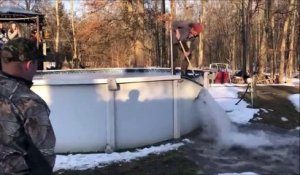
[172,21,203,76]
[7,22,22,40]
[30,28,42,44]
[0,22,8,48]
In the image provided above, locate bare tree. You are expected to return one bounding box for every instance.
[257,0,272,80]
[161,0,167,67]
[279,0,294,83]
[241,0,248,77]
[197,0,206,68]
[169,0,176,71]
[21,0,297,74]
[71,0,77,60]
[55,0,60,53]
[286,0,297,83]
[170,0,176,18]
[133,0,145,67]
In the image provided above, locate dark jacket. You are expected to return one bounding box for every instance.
[0,72,56,174]
[172,21,199,53]
[0,29,8,48]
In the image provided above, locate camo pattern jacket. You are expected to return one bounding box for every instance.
[0,72,56,174]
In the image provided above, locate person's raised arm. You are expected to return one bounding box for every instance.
[172,21,188,40]
[8,29,18,40]
[172,21,191,42]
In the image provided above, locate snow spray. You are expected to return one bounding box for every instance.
[196,89,273,148]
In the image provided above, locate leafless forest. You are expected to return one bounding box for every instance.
[1,0,299,83]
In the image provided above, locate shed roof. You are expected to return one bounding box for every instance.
[0,6,44,24]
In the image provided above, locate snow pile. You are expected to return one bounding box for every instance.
[207,85,259,124]
[288,94,300,112]
[219,172,258,175]
[54,142,184,171]
[198,86,271,148]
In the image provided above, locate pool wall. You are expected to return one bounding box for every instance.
[32,69,207,153]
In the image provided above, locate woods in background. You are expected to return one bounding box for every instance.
[0,0,299,82]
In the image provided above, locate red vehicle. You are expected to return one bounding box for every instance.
[209,63,232,84]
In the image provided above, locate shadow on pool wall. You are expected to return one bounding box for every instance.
[31,68,209,153]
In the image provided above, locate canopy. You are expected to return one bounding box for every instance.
[0,6,44,24]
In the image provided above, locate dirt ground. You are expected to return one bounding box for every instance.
[247,86,299,129]
[54,85,299,175]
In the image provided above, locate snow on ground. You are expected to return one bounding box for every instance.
[281,117,289,122]
[292,75,299,85]
[219,173,258,175]
[207,84,259,124]
[54,142,185,171]
[54,80,299,174]
[288,94,300,112]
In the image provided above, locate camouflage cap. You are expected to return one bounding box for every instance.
[1,37,43,62]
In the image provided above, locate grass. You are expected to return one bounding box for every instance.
[243,86,300,129]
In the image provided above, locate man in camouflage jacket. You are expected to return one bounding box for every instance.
[0,38,56,174]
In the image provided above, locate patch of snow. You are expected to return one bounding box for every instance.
[207,86,259,124]
[260,108,269,113]
[292,78,299,86]
[281,117,289,122]
[182,138,193,144]
[54,142,184,171]
[218,172,258,175]
[254,117,262,121]
[288,94,300,112]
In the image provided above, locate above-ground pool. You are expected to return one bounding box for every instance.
[32,68,208,153]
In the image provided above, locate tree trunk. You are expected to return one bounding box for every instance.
[71,0,78,61]
[232,34,236,70]
[245,0,252,73]
[24,0,30,10]
[258,0,272,80]
[170,0,176,20]
[198,0,205,68]
[170,0,176,71]
[55,0,60,53]
[123,0,134,67]
[286,0,297,83]
[255,16,260,73]
[161,0,167,67]
[272,13,278,79]
[154,1,160,67]
[241,0,247,77]
[269,14,275,79]
[134,0,145,67]
[279,0,294,83]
